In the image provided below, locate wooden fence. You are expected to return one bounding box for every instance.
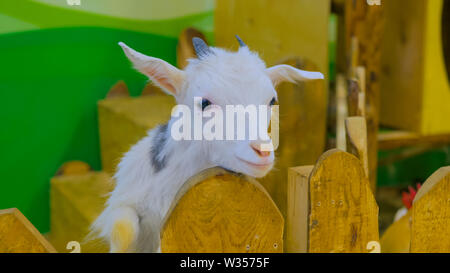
[381,166,450,253]
[161,167,284,253]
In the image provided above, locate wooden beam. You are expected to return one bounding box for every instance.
[378,130,450,150]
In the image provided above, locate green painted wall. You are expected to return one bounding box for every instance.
[0,0,214,233]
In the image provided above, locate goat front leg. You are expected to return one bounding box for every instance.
[110,206,139,253]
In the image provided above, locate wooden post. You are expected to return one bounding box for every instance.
[411,166,450,253]
[161,168,284,253]
[344,0,385,192]
[287,166,313,253]
[345,117,369,179]
[336,74,348,151]
[287,149,379,253]
[0,208,56,253]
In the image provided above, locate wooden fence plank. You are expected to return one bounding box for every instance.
[161,168,284,253]
[0,208,56,253]
[287,165,314,253]
[307,149,379,253]
[411,166,450,253]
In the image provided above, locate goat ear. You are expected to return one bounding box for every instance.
[119,42,185,96]
[266,64,324,86]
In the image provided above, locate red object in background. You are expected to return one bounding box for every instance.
[402,183,422,209]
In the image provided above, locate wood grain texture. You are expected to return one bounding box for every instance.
[380,211,411,253]
[161,168,284,253]
[345,0,385,192]
[307,149,379,253]
[287,166,313,253]
[0,208,56,253]
[98,94,175,174]
[411,166,450,253]
[49,169,114,253]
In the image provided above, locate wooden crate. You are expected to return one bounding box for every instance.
[380,0,450,135]
[98,93,175,174]
[160,168,284,253]
[0,208,56,253]
[49,163,113,253]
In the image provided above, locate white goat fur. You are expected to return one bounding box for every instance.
[91,40,324,252]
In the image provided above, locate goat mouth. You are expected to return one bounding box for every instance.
[237,157,273,169]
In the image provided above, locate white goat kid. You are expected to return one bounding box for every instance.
[92,37,324,253]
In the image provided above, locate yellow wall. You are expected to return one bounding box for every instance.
[422,0,450,134]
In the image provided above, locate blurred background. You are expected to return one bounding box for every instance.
[0,0,449,251]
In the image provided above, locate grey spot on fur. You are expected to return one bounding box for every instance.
[150,123,169,173]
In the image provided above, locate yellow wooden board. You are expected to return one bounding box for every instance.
[411,166,450,253]
[161,168,284,253]
[287,165,313,253]
[380,211,411,253]
[215,0,330,74]
[290,149,379,253]
[98,94,175,174]
[380,0,450,135]
[49,169,114,253]
[0,208,56,253]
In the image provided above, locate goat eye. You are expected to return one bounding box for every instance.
[269,97,277,106]
[201,98,212,111]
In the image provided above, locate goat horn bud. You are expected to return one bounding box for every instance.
[192,37,212,59]
[235,35,247,47]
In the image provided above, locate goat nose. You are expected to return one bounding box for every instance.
[250,142,271,157]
